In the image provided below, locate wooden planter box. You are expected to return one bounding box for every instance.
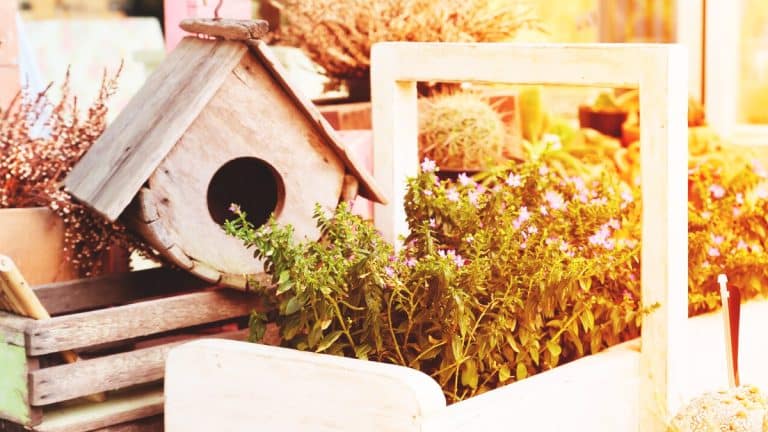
[0,267,258,431]
[0,207,128,286]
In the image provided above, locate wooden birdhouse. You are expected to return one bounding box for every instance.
[64,19,387,289]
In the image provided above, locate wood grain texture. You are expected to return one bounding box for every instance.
[33,386,163,432]
[318,102,372,130]
[29,330,247,406]
[370,42,688,432]
[148,51,345,280]
[165,340,445,432]
[33,268,208,317]
[26,290,261,355]
[246,40,387,204]
[64,38,247,221]
[179,18,268,41]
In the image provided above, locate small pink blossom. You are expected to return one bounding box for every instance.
[545,190,565,210]
[621,190,634,205]
[709,184,725,199]
[229,203,241,214]
[457,173,473,186]
[736,193,744,204]
[539,165,549,176]
[465,235,474,244]
[757,185,768,199]
[429,218,436,228]
[506,173,522,187]
[423,190,433,196]
[540,205,548,215]
[453,255,465,268]
[405,257,417,268]
[701,211,711,220]
[527,225,538,235]
[384,266,395,277]
[421,158,436,173]
[468,190,480,206]
[446,188,459,202]
[733,207,742,217]
[608,219,620,229]
[737,240,748,250]
[559,241,570,252]
[708,247,720,257]
[590,197,607,205]
[712,234,724,245]
[519,242,527,250]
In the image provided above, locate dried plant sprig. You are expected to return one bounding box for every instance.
[0,65,156,277]
[278,0,541,78]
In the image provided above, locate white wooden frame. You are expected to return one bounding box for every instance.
[371,42,688,431]
[705,0,768,145]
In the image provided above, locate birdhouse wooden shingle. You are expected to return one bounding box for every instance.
[64,19,386,289]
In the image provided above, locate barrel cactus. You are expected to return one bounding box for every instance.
[418,93,507,171]
[669,386,768,432]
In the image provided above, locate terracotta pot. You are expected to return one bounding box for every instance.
[0,207,129,285]
[578,105,628,139]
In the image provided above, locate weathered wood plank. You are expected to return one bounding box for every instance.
[33,268,208,317]
[0,338,30,426]
[34,386,163,432]
[26,290,261,355]
[94,415,162,432]
[246,40,387,204]
[30,329,247,405]
[0,313,29,347]
[179,18,268,41]
[64,38,247,221]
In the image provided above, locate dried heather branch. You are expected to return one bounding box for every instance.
[0,65,157,277]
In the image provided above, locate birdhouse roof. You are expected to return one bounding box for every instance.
[65,25,387,222]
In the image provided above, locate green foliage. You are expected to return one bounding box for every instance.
[418,93,507,171]
[687,157,768,314]
[226,159,646,402]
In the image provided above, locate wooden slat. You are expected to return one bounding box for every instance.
[33,268,208,317]
[30,330,247,405]
[0,312,30,347]
[64,38,247,221]
[26,290,260,355]
[94,415,162,432]
[34,385,163,432]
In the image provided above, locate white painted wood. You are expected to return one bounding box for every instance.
[676,0,704,100]
[162,301,768,431]
[704,0,743,140]
[164,339,446,432]
[370,42,688,431]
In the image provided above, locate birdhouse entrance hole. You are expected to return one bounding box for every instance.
[207,157,285,228]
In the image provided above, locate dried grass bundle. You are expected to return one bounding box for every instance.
[0,67,155,277]
[278,0,540,78]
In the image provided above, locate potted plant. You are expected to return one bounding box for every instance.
[418,92,515,179]
[0,69,151,284]
[668,386,768,432]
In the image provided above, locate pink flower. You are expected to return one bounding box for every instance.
[457,173,473,186]
[736,193,744,204]
[453,255,465,268]
[384,266,395,277]
[468,190,480,206]
[519,242,527,250]
[429,218,436,228]
[421,158,437,173]
[757,185,768,199]
[518,206,531,223]
[608,219,620,230]
[539,165,549,176]
[737,240,748,250]
[708,247,720,257]
[545,190,565,210]
[446,188,459,202]
[465,235,474,244]
[229,203,241,214]
[709,184,725,199]
[540,205,548,215]
[506,173,522,187]
[424,190,433,196]
[712,234,724,245]
[733,207,742,217]
[527,225,538,235]
[701,211,711,220]
[406,257,417,268]
[621,190,634,205]
[590,197,607,205]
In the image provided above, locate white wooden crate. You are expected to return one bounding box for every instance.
[369,42,688,431]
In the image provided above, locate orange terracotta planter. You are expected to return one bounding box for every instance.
[0,207,128,285]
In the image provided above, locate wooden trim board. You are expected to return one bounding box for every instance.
[370,42,688,431]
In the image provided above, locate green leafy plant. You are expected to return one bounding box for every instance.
[419,93,508,171]
[226,158,645,402]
